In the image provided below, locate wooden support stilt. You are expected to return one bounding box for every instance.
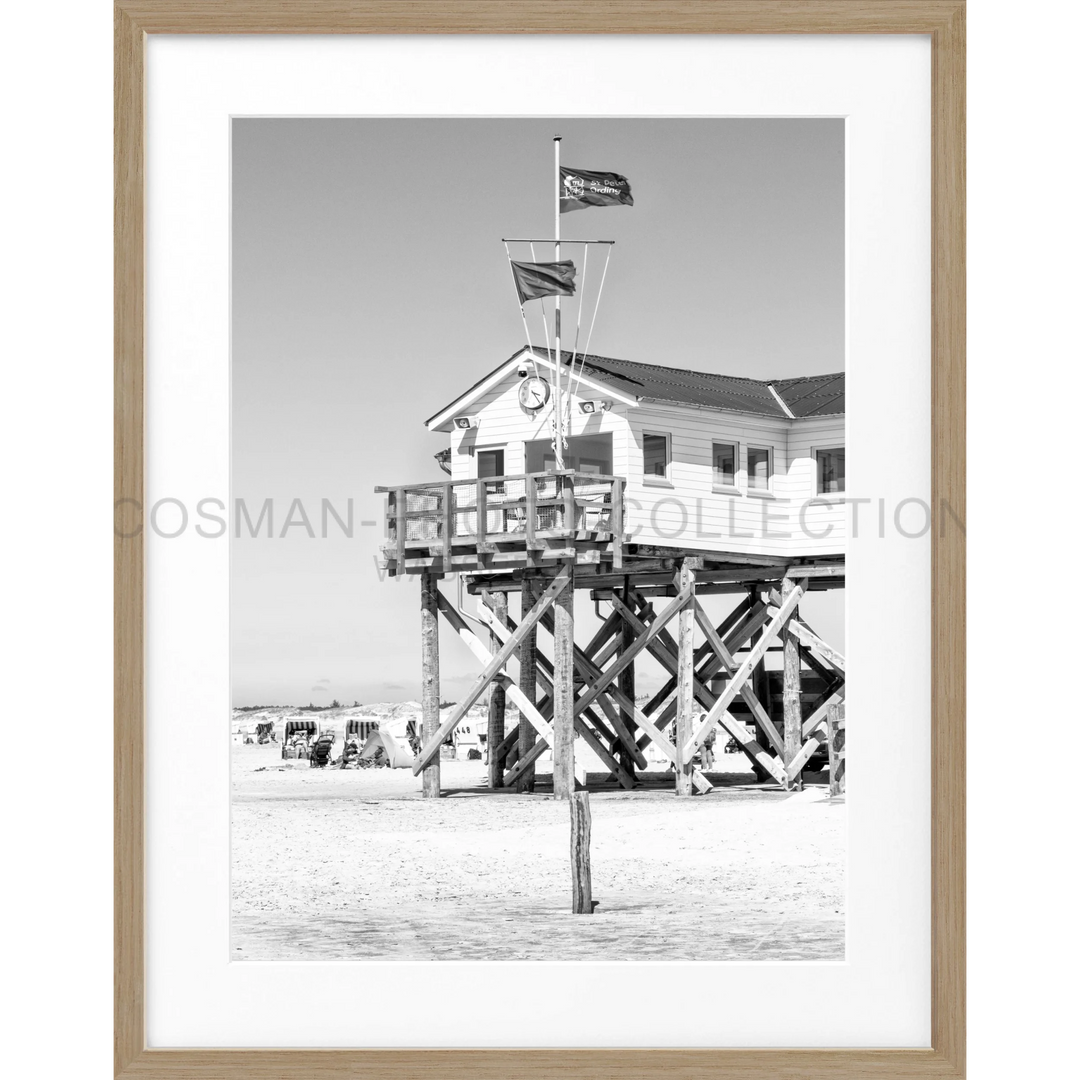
[675,560,696,796]
[632,600,768,762]
[497,588,711,793]
[570,791,593,914]
[637,596,756,726]
[686,578,807,757]
[420,572,441,799]
[827,702,846,796]
[412,568,568,774]
[786,574,803,794]
[781,576,804,791]
[516,574,538,792]
[629,590,785,786]
[553,561,576,799]
[485,590,507,789]
[747,586,771,770]
[573,583,695,718]
[618,577,637,780]
[691,598,786,757]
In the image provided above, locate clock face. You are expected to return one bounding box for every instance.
[518,376,550,412]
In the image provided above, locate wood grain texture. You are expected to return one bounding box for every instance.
[115,1,965,1076]
[420,571,441,797]
[114,4,144,1077]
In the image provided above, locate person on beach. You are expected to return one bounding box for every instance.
[700,727,717,770]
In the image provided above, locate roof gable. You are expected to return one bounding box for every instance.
[426,346,844,429]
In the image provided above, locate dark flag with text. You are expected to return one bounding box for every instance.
[560,167,634,212]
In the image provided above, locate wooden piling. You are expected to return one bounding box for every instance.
[781,576,803,791]
[618,577,637,781]
[553,561,576,800]
[485,590,508,789]
[516,574,538,792]
[420,571,441,798]
[675,560,696,796]
[570,790,593,914]
[827,702,846,796]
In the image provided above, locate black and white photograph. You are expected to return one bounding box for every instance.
[230,117,847,962]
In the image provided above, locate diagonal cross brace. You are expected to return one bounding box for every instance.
[634,601,771,751]
[640,598,769,721]
[532,607,651,771]
[801,685,847,739]
[412,568,569,774]
[571,582,696,719]
[431,599,555,753]
[784,617,846,673]
[477,607,639,790]
[691,598,786,756]
[615,594,786,783]
[766,593,846,674]
[486,602,711,793]
[687,579,808,755]
[487,606,654,783]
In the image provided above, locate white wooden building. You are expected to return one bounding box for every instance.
[426,346,844,561]
[378,346,847,800]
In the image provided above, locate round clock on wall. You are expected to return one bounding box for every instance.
[518,376,550,412]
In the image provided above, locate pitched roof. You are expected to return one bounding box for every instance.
[425,346,845,429]
[529,347,845,418]
[769,373,846,417]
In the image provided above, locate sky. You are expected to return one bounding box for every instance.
[231,117,845,706]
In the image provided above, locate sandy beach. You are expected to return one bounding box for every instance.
[231,741,845,961]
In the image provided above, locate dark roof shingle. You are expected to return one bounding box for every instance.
[530,347,845,418]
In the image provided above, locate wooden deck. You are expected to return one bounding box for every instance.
[376,470,845,592]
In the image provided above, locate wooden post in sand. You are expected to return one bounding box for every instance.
[553,561,576,800]
[675,559,696,796]
[781,576,803,792]
[570,790,593,914]
[516,574,538,792]
[485,590,508,789]
[420,571,441,798]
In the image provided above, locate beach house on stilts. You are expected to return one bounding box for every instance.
[376,140,846,800]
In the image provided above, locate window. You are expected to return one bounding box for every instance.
[643,433,670,481]
[816,447,845,494]
[747,446,772,491]
[712,442,737,488]
[476,448,505,480]
[525,434,613,475]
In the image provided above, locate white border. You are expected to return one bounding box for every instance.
[146,34,931,1048]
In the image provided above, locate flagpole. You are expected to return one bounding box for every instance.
[553,135,564,469]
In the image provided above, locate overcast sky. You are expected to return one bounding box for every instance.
[231,117,845,706]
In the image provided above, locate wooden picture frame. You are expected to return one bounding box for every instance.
[115,2,965,1076]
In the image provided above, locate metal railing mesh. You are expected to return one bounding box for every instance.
[389,473,620,547]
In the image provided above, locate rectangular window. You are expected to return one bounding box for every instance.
[476,448,505,480]
[712,442,737,488]
[747,446,772,491]
[816,447,845,494]
[643,433,670,480]
[525,434,612,475]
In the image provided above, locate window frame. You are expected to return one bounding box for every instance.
[474,444,508,481]
[524,433,614,476]
[641,430,673,487]
[745,443,774,496]
[813,444,846,495]
[711,439,741,493]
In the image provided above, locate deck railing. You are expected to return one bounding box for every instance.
[379,471,625,569]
